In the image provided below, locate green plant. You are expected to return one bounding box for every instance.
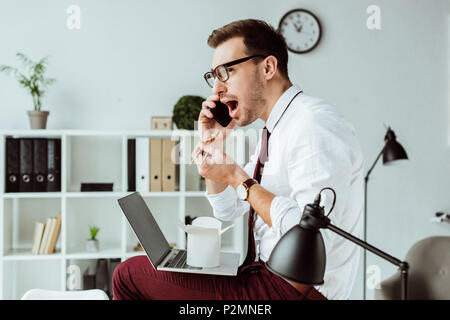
[89,225,100,241]
[172,95,205,130]
[0,52,56,111]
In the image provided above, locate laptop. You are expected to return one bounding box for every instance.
[117,192,240,276]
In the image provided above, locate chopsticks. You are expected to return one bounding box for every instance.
[190,134,216,164]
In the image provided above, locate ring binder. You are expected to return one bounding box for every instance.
[6,138,20,192]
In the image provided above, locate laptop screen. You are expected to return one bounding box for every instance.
[118,192,171,267]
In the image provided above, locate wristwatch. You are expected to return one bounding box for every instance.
[236,178,258,201]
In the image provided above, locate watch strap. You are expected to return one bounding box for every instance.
[243,178,258,190]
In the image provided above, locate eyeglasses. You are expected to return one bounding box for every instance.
[204,54,266,88]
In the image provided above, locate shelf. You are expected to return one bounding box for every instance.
[3,248,62,261]
[65,192,126,198]
[1,130,64,138]
[66,245,123,259]
[185,191,207,197]
[140,192,182,197]
[2,192,62,199]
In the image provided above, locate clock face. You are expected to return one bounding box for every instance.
[279,9,321,54]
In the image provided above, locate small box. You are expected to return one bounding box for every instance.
[80,183,113,192]
[151,116,173,130]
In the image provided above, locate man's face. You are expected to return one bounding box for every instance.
[210,37,267,127]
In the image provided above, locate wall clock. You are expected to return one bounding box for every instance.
[279,9,322,54]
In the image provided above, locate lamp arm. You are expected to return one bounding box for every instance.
[365,147,385,181]
[327,223,402,266]
[326,223,409,299]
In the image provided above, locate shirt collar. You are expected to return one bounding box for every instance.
[265,85,302,133]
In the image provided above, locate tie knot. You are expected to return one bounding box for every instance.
[263,127,271,140]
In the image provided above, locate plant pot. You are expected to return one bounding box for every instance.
[27,110,49,129]
[86,239,99,252]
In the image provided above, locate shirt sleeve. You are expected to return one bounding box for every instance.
[205,143,260,221]
[269,129,353,256]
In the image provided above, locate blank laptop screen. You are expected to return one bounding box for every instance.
[118,192,171,266]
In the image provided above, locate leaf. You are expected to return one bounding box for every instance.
[0,65,17,76]
[16,52,35,72]
[44,78,57,86]
[34,61,47,77]
[37,55,50,67]
[17,73,31,88]
[89,226,100,240]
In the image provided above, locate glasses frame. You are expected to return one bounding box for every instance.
[203,54,266,88]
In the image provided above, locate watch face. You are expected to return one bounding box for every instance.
[279,9,321,54]
[236,184,247,200]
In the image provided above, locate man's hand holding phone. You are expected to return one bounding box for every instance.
[194,95,240,194]
[199,95,236,144]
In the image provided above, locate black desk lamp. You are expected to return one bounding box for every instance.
[266,188,409,300]
[363,126,408,298]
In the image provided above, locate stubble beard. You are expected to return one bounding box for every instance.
[237,69,266,127]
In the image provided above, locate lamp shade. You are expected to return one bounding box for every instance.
[382,128,408,164]
[266,225,326,285]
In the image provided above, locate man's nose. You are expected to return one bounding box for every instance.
[212,78,226,97]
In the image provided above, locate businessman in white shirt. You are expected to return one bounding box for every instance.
[193,19,365,300]
[113,19,364,300]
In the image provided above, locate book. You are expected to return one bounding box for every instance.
[127,139,136,192]
[135,138,150,193]
[6,138,20,193]
[46,213,62,254]
[32,222,45,255]
[47,139,61,191]
[149,138,162,192]
[39,217,53,254]
[19,138,33,192]
[33,138,47,192]
[162,139,179,192]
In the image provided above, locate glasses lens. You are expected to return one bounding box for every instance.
[216,65,228,82]
[204,72,215,88]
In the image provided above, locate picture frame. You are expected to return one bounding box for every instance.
[151,116,173,130]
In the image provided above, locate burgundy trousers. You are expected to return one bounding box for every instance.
[113,255,308,300]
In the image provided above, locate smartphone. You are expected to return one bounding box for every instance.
[209,100,233,127]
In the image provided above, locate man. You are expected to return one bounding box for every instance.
[113,19,364,300]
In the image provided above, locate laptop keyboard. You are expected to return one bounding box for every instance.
[163,249,202,270]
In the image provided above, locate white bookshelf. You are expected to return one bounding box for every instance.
[0,129,246,300]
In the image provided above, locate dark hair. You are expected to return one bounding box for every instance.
[207,19,289,79]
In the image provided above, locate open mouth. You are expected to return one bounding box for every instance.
[225,100,239,118]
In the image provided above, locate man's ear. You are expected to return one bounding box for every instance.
[262,55,278,80]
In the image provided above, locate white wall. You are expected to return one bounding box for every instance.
[0,0,449,299]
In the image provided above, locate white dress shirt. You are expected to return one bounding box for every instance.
[206,86,365,299]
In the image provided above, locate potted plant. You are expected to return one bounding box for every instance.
[0,52,56,129]
[172,95,204,130]
[86,225,100,252]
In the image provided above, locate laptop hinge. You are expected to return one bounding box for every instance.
[155,247,173,267]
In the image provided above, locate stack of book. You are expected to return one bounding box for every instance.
[5,138,61,192]
[127,138,180,192]
[32,213,62,255]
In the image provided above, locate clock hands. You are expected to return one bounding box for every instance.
[293,22,314,36]
[294,22,303,33]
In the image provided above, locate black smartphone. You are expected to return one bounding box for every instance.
[209,100,233,127]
